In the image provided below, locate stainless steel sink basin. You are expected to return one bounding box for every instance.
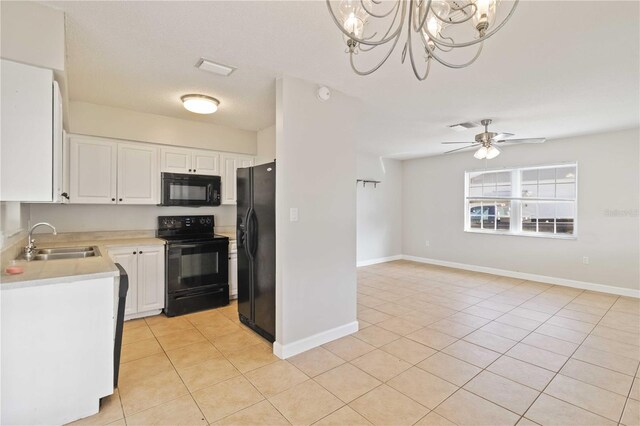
[37,246,95,254]
[19,246,101,261]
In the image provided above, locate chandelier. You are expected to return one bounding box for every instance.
[326,0,519,81]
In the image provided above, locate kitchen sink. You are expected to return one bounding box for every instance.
[20,246,101,261]
[37,246,96,254]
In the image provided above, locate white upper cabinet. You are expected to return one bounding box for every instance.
[68,134,252,205]
[192,149,220,175]
[222,154,254,205]
[161,147,220,175]
[117,143,159,205]
[69,135,158,205]
[160,147,192,174]
[1,59,62,202]
[69,136,118,204]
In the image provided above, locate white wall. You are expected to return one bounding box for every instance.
[0,202,30,249]
[28,204,236,234]
[275,76,359,357]
[357,154,403,265]
[402,128,640,293]
[256,125,276,165]
[69,101,257,155]
[0,1,65,71]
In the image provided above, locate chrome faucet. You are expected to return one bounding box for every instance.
[24,222,57,261]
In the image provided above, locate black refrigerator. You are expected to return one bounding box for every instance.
[236,162,276,342]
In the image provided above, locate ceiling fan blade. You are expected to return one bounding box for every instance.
[496,138,546,144]
[491,133,514,140]
[444,145,477,154]
[441,141,477,144]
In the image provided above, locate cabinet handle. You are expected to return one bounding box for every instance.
[188,169,192,172]
[193,169,196,173]
[112,198,116,202]
[139,251,143,254]
[119,198,123,202]
[132,251,136,255]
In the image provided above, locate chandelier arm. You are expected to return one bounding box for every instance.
[406,1,431,81]
[349,30,403,76]
[434,35,454,52]
[360,0,399,19]
[432,2,477,25]
[427,39,485,69]
[360,1,402,50]
[423,0,520,49]
[326,0,406,46]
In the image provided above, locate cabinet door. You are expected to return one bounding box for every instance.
[221,155,238,205]
[69,137,117,204]
[229,252,238,299]
[117,143,159,205]
[238,156,254,169]
[160,147,192,174]
[192,150,220,175]
[107,247,139,316]
[0,59,54,202]
[136,245,165,312]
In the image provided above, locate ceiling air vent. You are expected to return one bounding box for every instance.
[448,121,480,132]
[195,58,236,77]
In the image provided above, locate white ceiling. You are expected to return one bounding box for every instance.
[46,1,639,159]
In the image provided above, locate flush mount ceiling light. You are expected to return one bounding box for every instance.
[326,0,518,81]
[181,94,219,114]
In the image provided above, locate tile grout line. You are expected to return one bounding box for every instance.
[617,361,640,425]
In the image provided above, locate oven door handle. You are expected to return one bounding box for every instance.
[169,244,200,250]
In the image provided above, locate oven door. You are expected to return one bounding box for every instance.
[166,240,229,294]
[161,173,221,207]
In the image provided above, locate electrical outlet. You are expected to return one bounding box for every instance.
[582,256,589,265]
[425,240,430,247]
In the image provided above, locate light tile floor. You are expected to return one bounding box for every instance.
[71,260,640,426]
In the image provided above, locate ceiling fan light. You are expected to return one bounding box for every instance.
[486,145,501,159]
[474,146,488,159]
[181,94,219,114]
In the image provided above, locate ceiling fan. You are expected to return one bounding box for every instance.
[442,119,546,159]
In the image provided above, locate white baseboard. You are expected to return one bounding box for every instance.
[401,255,639,298]
[357,254,403,267]
[273,321,359,359]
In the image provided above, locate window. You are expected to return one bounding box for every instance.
[465,164,577,238]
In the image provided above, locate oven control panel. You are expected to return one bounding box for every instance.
[158,215,214,234]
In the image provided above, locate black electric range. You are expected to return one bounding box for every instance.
[157,215,229,316]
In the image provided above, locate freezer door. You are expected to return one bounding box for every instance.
[236,166,253,321]
[251,162,276,340]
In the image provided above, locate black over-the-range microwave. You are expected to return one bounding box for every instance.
[160,173,221,207]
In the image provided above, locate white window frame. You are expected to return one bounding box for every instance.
[464,162,578,239]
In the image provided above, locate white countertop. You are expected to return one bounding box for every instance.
[1,236,165,290]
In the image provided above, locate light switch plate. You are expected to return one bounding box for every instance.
[290,208,299,222]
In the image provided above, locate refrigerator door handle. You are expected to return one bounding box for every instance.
[249,209,258,258]
[245,207,254,261]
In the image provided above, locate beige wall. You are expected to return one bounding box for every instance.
[29,204,236,234]
[275,76,359,356]
[357,154,403,264]
[402,128,640,293]
[256,125,276,165]
[69,101,257,155]
[0,1,65,71]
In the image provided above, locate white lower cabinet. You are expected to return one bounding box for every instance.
[229,241,238,299]
[107,245,165,318]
